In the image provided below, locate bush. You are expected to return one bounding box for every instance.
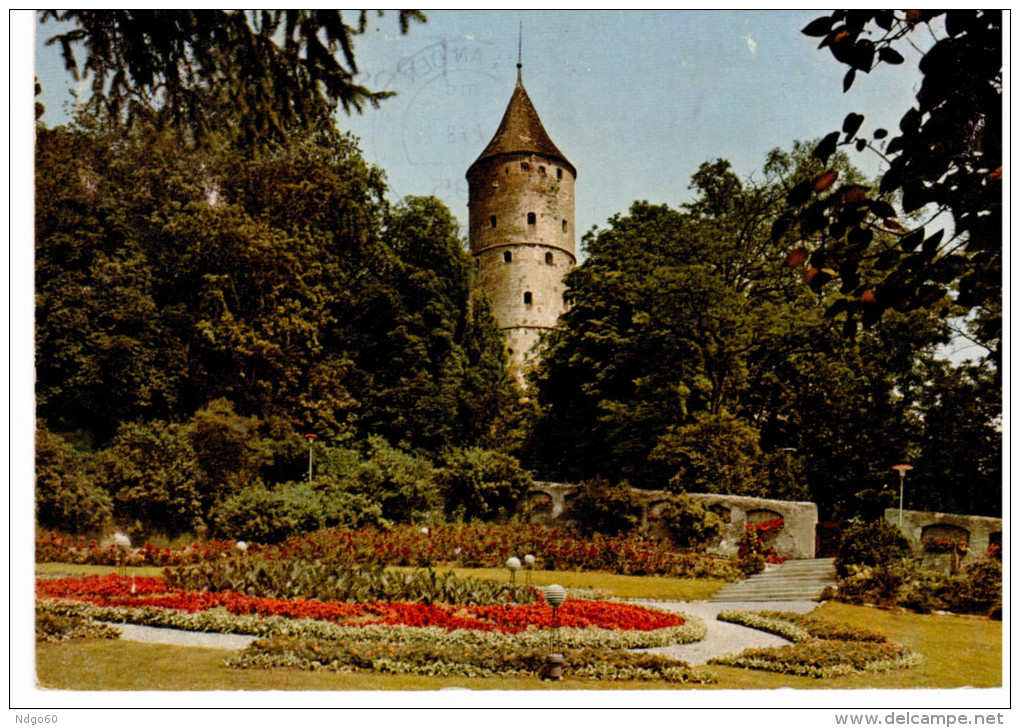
[98,419,207,535]
[435,447,532,520]
[952,559,1001,617]
[211,482,327,543]
[351,437,440,523]
[658,494,722,549]
[35,425,112,534]
[565,478,643,537]
[834,556,1001,617]
[835,520,913,577]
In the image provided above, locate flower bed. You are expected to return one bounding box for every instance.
[36,524,741,581]
[37,575,690,635]
[710,640,922,679]
[35,532,259,567]
[710,610,919,678]
[717,611,888,644]
[39,600,706,650]
[36,601,121,643]
[226,634,713,683]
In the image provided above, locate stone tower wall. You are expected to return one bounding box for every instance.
[468,152,575,373]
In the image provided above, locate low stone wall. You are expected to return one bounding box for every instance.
[886,508,1002,569]
[523,482,818,560]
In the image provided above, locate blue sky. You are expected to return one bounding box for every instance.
[32,10,932,242]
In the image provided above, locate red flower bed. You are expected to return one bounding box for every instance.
[36,524,737,580]
[35,532,260,567]
[37,575,685,634]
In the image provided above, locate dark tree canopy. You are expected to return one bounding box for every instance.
[40,10,427,145]
[779,10,1002,369]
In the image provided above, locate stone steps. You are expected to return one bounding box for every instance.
[710,558,837,602]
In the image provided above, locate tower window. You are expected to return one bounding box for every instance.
[520,162,530,171]
[504,251,512,263]
[545,252,554,265]
[527,212,536,225]
[556,168,563,179]
[539,166,546,176]
[490,215,497,228]
[524,291,533,305]
[562,219,568,232]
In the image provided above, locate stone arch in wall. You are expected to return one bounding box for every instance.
[920,523,971,552]
[746,508,785,546]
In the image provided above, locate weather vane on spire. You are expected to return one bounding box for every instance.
[517,20,523,81]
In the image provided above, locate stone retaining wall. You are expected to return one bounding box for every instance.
[886,508,1002,569]
[523,482,818,560]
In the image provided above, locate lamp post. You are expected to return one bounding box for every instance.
[305,434,317,483]
[891,464,914,528]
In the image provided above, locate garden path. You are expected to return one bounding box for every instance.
[105,599,819,665]
[629,600,818,665]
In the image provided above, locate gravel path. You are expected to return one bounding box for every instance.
[105,623,257,650]
[105,600,820,664]
[630,600,819,665]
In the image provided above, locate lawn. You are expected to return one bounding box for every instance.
[34,562,1001,691]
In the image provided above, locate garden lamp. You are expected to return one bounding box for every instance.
[544,584,567,647]
[891,464,914,528]
[524,553,536,585]
[506,556,521,585]
[113,532,131,578]
[236,541,248,554]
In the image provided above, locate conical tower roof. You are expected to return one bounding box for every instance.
[468,72,575,176]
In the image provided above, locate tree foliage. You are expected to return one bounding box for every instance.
[527,150,993,519]
[39,10,427,145]
[783,10,1001,367]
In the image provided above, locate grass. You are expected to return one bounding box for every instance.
[36,562,728,601]
[36,562,167,579]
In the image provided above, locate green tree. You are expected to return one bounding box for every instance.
[35,424,112,533]
[653,410,768,497]
[97,420,206,535]
[436,448,533,521]
[529,151,957,519]
[40,10,426,145]
[184,398,269,499]
[784,11,1002,368]
[909,361,1001,516]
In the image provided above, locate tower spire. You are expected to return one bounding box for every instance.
[517,21,523,83]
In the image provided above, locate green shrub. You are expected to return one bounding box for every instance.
[352,437,440,523]
[35,425,112,534]
[835,520,913,577]
[836,561,909,606]
[98,419,207,535]
[210,482,327,543]
[565,478,643,537]
[657,494,723,549]
[951,559,1001,617]
[436,447,532,520]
